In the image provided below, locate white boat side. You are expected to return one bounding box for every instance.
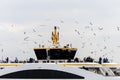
[0,63,119,80]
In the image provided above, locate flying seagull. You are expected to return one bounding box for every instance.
[33,29,36,32]
[24,37,29,41]
[98,27,103,30]
[89,22,93,25]
[117,26,120,31]
[24,32,26,34]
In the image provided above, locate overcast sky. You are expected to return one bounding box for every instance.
[0,0,120,62]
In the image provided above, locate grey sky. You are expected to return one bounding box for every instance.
[0,0,120,62]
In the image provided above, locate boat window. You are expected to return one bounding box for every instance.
[49,49,76,59]
[0,69,84,79]
[34,49,47,60]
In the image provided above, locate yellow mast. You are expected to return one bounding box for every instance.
[52,26,59,45]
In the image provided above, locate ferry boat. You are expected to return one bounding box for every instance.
[0,26,120,80]
[34,26,77,60]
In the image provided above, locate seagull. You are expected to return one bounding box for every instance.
[75,29,77,32]
[40,25,46,27]
[80,37,83,38]
[93,33,96,36]
[91,51,93,54]
[107,36,110,39]
[33,29,36,32]
[100,49,102,52]
[91,28,93,31]
[38,34,42,37]
[56,26,60,30]
[89,22,93,25]
[75,21,79,24]
[45,18,51,21]
[117,26,120,31]
[39,44,41,48]
[34,42,37,44]
[90,43,92,45]
[98,27,103,30]
[77,32,80,35]
[117,46,120,47]
[75,29,80,35]
[104,46,107,49]
[11,24,14,27]
[82,42,85,45]
[1,49,3,52]
[81,42,85,48]
[24,37,29,41]
[85,26,90,29]
[48,40,51,43]
[81,46,84,48]
[22,51,25,54]
[24,32,26,34]
[60,20,64,23]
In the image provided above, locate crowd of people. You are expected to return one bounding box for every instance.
[67,56,109,64]
[0,56,109,64]
[0,57,36,63]
[99,57,109,64]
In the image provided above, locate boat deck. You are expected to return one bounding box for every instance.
[58,63,120,67]
[0,63,120,67]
